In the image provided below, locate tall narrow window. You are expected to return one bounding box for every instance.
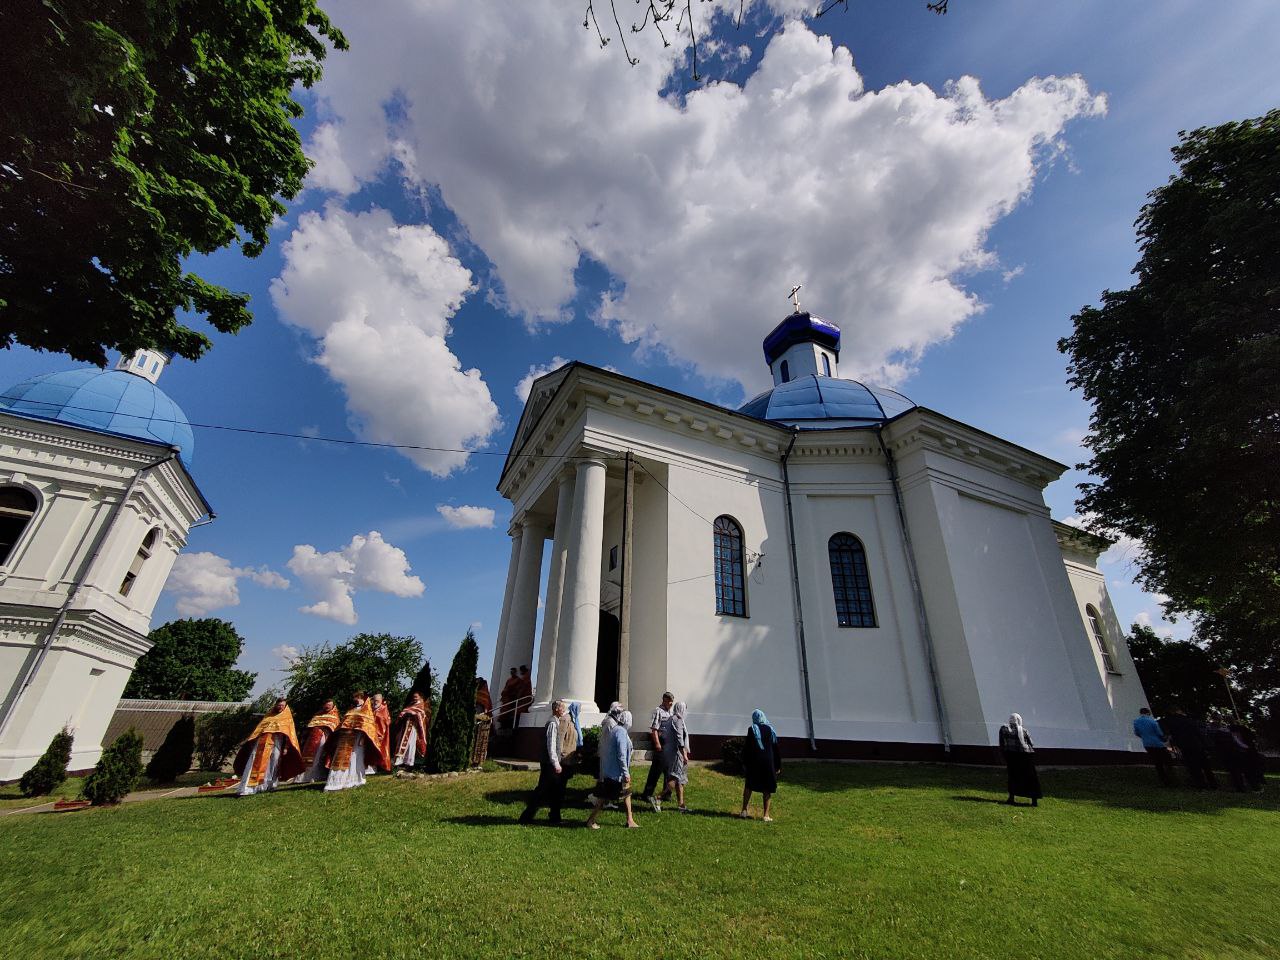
[0,486,38,565]
[1085,605,1117,673]
[780,360,791,383]
[120,527,160,597]
[713,515,747,617]
[829,532,877,627]
[822,354,832,377]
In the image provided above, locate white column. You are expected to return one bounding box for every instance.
[554,457,608,711]
[489,530,524,691]
[500,517,548,691]
[533,469,576,708]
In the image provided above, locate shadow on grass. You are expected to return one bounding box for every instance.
[776,761,1278,816]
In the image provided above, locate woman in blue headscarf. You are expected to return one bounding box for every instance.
[739,709,781,821]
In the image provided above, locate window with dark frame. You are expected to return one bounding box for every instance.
[780,359,790,383]
[713,515,747,617]
[828,532,877,628]
[822,353,832,376]
[609,545,618,571]
[0,486,38,566]
[120,527,160,597]
[1085,605,1118,673]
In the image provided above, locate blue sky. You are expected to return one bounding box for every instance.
[4,0,1277,693]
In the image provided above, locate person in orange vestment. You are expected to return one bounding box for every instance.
[296,699,340,784]
[367,692,393,774]
[499,667,520,730]
[325,692,386,792]
[515,665,534,721]
[233,698,304,796]
[393,691,431,768]
[474,677,493,714]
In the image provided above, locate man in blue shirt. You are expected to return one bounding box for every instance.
[1134,707,1175,786]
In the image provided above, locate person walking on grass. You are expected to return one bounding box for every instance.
[587,709,638,830]
[640,691,675,809]
[1162,706,1218,789]
[739,709,780,821]
[654,700,692,813]
[1133,707,1175,786]
[999,713,1041,807]
[520,699,576,825]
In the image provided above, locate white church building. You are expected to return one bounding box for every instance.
[0,350,208,780]
[493,309,1150,762]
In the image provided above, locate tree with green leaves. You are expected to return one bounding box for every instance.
[424,631,479,773]
[284,633,422,727]
[0,0,345,365]
[193,705,256,771]
[81,728,144,805]
[19,727,74,797]
[145,715,195,783]
[1126,624,1227,718]
[1059,110,1280,707]
[124,618,256,701]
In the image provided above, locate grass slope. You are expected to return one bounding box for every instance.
[0,763,1276,960]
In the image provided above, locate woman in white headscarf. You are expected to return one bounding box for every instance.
[998,713,1041,806]
[658,701,692,813]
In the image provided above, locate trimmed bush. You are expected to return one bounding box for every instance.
[423,631,479,773]
[194,706,256,771]
[81,729,144,805]
[720,736,746,774]
[578,725,601,778]
[146,715,195,783]
[19,727,74,797]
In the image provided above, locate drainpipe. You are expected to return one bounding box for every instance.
[875,426,951,753]
[780,428,817,751]
[0,450,177,742]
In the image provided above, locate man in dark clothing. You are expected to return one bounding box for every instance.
[520,699,576,824]
[1162,708,1217,789]
[1208,716,1248,792]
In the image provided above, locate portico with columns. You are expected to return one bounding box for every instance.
[491,310,1151,763]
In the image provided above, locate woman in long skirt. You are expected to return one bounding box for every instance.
[659,701,692,813]
[739,709,781,821]
[999,713,1041,806]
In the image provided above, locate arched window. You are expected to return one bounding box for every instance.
[0,486,38,565]
[829,532,876,627]
[780,360,791,383]
[1085,605,1117,673]
[822,354,832,377]
[713,515,747,617]
[119,527,160,597]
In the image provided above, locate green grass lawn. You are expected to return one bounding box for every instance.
[0,763,1276,960]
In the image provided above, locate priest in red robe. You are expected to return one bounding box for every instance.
[393,691,431,768]
[324,693,386,791]
[234,697,305,796]
[475,677,493,715]
[368,692,394,774]
[296,699,340,783]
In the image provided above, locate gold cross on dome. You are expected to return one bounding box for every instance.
[788,284,802,311]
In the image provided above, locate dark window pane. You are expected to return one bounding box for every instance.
[828,532,876,628]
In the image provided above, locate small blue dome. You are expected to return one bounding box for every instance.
[0,368,194,465]
[739,375,914,429]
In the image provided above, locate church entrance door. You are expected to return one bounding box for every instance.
[594,611,620,708]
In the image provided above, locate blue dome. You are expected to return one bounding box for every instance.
[738,375,914,429]
[0,368,195,466]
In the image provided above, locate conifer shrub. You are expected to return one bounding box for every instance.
[720,736,746,774]
[81,728,144,805]
[422,631,479,773]
[146,715,195,783]
[19,727,74,797]
[410,657,438,707]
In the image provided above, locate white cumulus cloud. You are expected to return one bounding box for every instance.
[304,3,1104,392]
[437,504,497,529]
[272,644,301,666]
[515,357,570,403]
[287,531,425,625]
[164,552,291,617]
[269,204,500,476]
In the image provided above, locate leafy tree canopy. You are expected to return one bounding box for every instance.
[125,618,256,701]
[1126,624,1229,719]
[1060,110,1280,702]
[283,632,423,727]
[0,0,346,365]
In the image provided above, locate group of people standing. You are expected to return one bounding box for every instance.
[232,690,431,796]
[1134,706,1267,792]
[520,692,784,828]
